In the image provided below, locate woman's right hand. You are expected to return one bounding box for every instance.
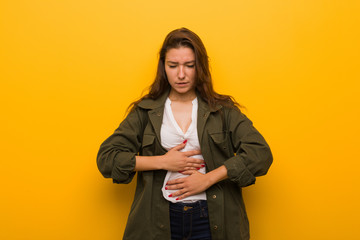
[161,142,204,172]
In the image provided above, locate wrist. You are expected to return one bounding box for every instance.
[157,154,167,170]
[204,172,215,189]
[205,165,228,187]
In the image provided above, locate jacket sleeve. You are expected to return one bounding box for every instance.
[96,107,146,184]
[223,108,273,187]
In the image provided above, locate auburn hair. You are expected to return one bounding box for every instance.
[128,27,240,111]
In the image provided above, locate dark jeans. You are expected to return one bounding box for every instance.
[169,200,212,240]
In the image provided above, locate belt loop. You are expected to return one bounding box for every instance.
[198,200,203,209]
[199,201,208,218]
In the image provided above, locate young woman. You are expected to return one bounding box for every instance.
[97,28,273,240]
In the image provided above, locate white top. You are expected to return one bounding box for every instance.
[161,97,207,203]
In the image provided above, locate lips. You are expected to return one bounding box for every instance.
[176,82,189,86]
[176,84,189,88]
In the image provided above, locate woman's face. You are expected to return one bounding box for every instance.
[165,47,196,99]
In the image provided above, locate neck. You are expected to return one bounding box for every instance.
[169,89,196,102]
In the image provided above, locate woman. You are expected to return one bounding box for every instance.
[97,28,273,240]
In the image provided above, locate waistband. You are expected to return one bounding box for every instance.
[169,200,208,213]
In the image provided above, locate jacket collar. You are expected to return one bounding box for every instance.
[197,93,223,113]
[137,89,223,113]
[137,89,170,110]
[137,89,223,148]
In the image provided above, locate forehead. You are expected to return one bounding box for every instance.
[165,47,195,62]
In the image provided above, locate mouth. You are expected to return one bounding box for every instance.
[176,82,189,86]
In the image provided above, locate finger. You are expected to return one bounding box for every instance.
[183,166,199,170]
[180,170,196,175]
[166,178,184,186]
[184,164,202,170]
[175,192,191,201]
[171,142,186,151]
[171,188,186,197]
[165,183,182,190]
[183,149,201,156]
[187,158,205,165]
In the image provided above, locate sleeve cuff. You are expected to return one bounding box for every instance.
[224,156,256,187]
[111,152,137,184]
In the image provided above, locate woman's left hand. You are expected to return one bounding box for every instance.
[165,171,211,200]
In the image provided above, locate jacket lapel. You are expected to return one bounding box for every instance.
[138,90,169,143]
[148,107,164,143]
[197,95,222,145]
[138,90,222,152]
[197,100,210,146]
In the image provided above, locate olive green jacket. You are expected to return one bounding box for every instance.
[97,91,273,240]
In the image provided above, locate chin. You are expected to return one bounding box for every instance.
[175,89,191,94]
[170,86,196,97]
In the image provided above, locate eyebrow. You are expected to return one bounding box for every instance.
[166,60,195,64]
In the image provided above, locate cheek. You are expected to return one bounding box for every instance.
[189,69,196,80]
[165,69,174,78]
[165,68,172,78]
[165,69,176,83]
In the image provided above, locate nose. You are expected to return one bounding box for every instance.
[178,66,185,80]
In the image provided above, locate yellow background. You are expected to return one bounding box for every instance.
[1,0,359,239]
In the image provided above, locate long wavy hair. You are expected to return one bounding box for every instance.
[128,27,240,111]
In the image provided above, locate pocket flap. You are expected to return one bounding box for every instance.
[142,134,155,147]
[209,131,227,144]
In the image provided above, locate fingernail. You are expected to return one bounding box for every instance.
[165,187,168,190]
[183,139,187,144]
[175,198,179,200]
[168,194,172,197]
[201,164,205,167]
[196,168,200,170]
[178,171,183,173]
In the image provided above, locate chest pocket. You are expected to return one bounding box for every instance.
[209,131,234,159]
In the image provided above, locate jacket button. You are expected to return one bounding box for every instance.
[212,195,216,199]
[160,224,164,228]
[223,146,227,150]
[157,112,161,116]
[214,225,218,230]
